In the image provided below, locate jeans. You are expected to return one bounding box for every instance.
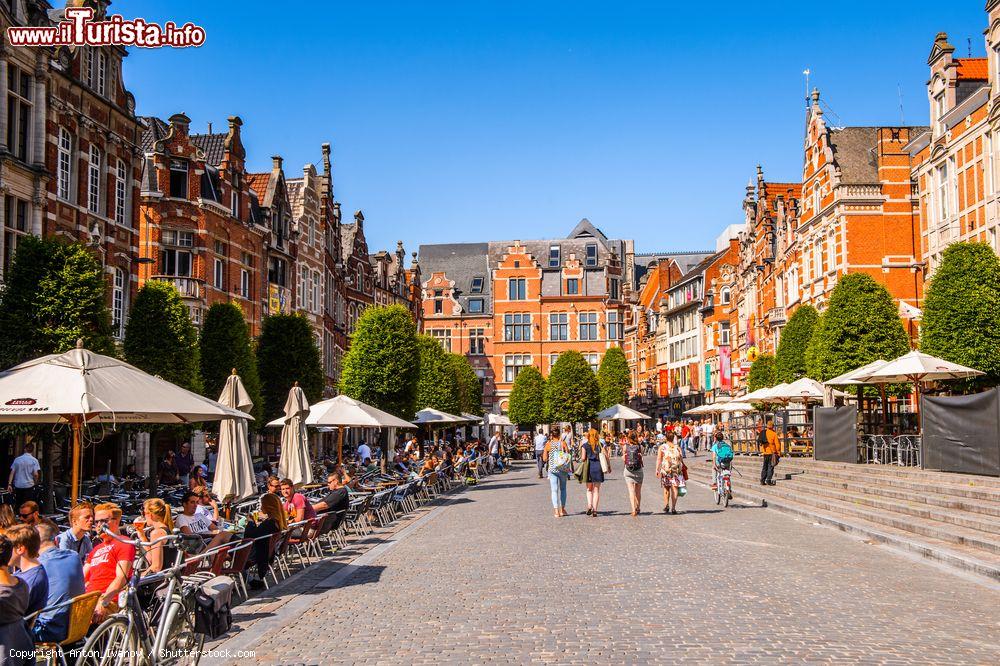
[761,454,777,484]
[492,453,504,471]
[680,438,688,458]
[548,471,568,508]
[536,451,547,476]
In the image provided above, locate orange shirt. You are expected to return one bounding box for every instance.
[761,428,780,456]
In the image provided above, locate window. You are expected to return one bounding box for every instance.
[578,312,598,340]
[549,312,568,340]
[268,257,287,286]
[169,159,189,199]
[609,277,620,301]
[213,258,224,290]
[508,277,526,300]
[95,50,107,96]
[503,313,531,341]
[720,287,731,305]
[87,145,102,213]
[566,278,579,295]
[583,353,600,374]
[469,328,485,355]
[719,321,731,346]
[433,290,443,314]
[429,329,452,352]
[585,243,598,267]
[57,128,72,201]
[230,173,240,218]
[503,354,531,383]
[3,196,29,277]
[114,160,128,226]
[934,93,945,130]
[312,270,321,313]
[470,276,484,293]
[162,230,193,247]
[160,248,192,277]
[112,268,126,338]
[548,245,560,268]
[936,163,950,222]
[240,269,250,299]
[467,298,484,313]
[607,311,621,340]
[6,65,32,161]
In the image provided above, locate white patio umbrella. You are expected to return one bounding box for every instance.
[596,404,651,421]
[718,401,755,413]
[741,386,777,402]
[683,404,709,415]
[414,408,466,450]
[823,360,890,386]
[486,413,514,427]
[0,342,250,504]
[768,377,826,403]
[460,412,484,423]
[277,384,311,486]
[211,371,257,504]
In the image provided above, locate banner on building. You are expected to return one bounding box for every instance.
[703,363,712,391]
[268,284,290,314]
[719,346,731,390]
[658,369,669,397]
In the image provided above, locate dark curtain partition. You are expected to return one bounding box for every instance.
[922,388,1000,477]
[813,405,858,463]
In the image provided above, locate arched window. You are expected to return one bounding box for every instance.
[720,287,731,305]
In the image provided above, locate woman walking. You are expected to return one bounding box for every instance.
[581,428,608,516]
[543,427,571,518]
[656,433,683,514]
[621,431,644,516]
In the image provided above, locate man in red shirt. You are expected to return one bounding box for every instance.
[84,502,134,620]
[280,479,317,525]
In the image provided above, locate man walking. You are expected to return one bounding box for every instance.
[760,419,780,486]
[534,428,548,478]
[8,443,41,507]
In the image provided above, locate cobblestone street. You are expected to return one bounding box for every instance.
[212,457,1000,664]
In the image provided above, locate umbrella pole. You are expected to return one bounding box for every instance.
[914,379,922,434]
[70,415,82,506]
[879,385,888,435]
[337,426,344,466]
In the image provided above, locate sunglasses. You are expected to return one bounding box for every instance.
[94,518,111,524]
[18,512,34,520]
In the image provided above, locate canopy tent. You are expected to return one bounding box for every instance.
[596,404,651,421]
[0,342,250,504]
[276,384,311,486]
[213,372,257,503]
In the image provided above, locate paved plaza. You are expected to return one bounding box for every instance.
[211,457,1000,664]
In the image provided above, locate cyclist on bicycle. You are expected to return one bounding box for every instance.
[710,431,734,492]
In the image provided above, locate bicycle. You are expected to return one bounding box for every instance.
[714,464,733,508]
[75,529,211,666]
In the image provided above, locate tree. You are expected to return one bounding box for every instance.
[0,237,114,369]
[448,353,483,416]
[805,311,827,381]
[257,313,324,424]
[508,365,545,426]
[123,281,201,392]
[920,242,1000,388]
[747,354,777,392]
[544,351,600,425]
[807,273,910,382]
[775,305,819,383]
[596,346,630,409]
[414,334,460,415]
[339,304,420,419]
[200,303,262,423]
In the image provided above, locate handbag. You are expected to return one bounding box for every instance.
[599,450,611,474]
[573,457,589,484]
[681,462,689,481]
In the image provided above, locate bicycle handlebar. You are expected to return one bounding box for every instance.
[100,525,183,549]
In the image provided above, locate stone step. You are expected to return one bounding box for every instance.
[786,458,1000,489]
[685,467,1000,581]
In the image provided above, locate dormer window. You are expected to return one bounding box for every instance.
[585,243,598,267]
[169,159,188,199]
[548,245,560,267]
[470,276,484,293]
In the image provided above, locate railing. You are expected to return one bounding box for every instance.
[858,434,921,467]
[838,184,883,200]
[150,275,202,298]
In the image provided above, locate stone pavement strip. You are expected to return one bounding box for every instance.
[206,456,1000,665]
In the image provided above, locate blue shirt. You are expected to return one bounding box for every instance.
[33,547,85,643]
[56,529,93,563]
[15,563,49,616]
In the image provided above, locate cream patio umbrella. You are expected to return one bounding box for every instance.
[718,401,755,413]
[213,371,257,503]
[0,342,250,504]
[741,386,778,402]
[596,404,651,421]
[767,377,826,403]
[277,384,311,486]
[414,408,466,448]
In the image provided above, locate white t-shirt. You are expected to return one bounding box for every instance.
[489,436,500,455]
[194,503,214,521]
[10,453,40,489]
[175,511,214,535]
[357,443,372,462]
[533,433,547,452]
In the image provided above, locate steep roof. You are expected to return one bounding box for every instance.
[190,132,227,166]
[827,127,878,184]
[956,58,988,80]
[567,218,609,242]
[139,116,169,153]
[340,223,358,263]
[246,173,271,204]
[418,243,492,314]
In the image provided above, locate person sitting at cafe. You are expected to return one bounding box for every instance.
[279,479,316,526]
[56,502,94,563]
[8,523,49,616]
[244,493,286,590]
[192,486,220,523]
[17,500,40,528]
[84,502,134,621]
[264,475,281,495]
[188,464,209,491]
[393,452,412,476]
[312,472,350,515]
[138,498,175,573]
[175,491,231,550]
[33,519,85,644]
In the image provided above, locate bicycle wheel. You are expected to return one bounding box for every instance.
[156,600,205,666]
[75,616,139,666]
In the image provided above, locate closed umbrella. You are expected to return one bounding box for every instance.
[213,372,256,503]
[0,341,250,504]
[277,384,311,486]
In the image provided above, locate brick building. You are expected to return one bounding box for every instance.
[341,210,374,334]
[248,156,296,319]
[287,164,326,349]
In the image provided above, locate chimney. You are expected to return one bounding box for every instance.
[207,122,212,134]
[168,113,191,137]
[321,143,333,199]
[271,155,283,171]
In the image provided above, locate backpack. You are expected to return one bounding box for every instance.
[715,442,734,466]
[548,442,572,474]
[624,445,643,472]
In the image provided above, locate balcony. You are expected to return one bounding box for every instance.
[838,184,883,201]
[151,276,202,299]
[767,306,786,325]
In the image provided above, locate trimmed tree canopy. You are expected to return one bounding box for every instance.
[508,365,545,425]
[596,346,631,409]
[0,237,114,368]
[807,273,910,382]
[449,353,483,416]
[414,334,460,415]
[200,302,262,424]
[340,304,420,419]
[920,242,1000,387]
[775,305,819,383]
[747,354,777,392]
[123,281,201,392]
[544,350,600,424]
[257,313,324,424]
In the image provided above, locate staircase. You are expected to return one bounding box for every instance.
[685,456,1000,581]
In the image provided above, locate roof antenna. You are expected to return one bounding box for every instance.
[897,84,905,125]
[968,37,972,57]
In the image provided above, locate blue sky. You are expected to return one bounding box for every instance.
[123,1,986,255]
